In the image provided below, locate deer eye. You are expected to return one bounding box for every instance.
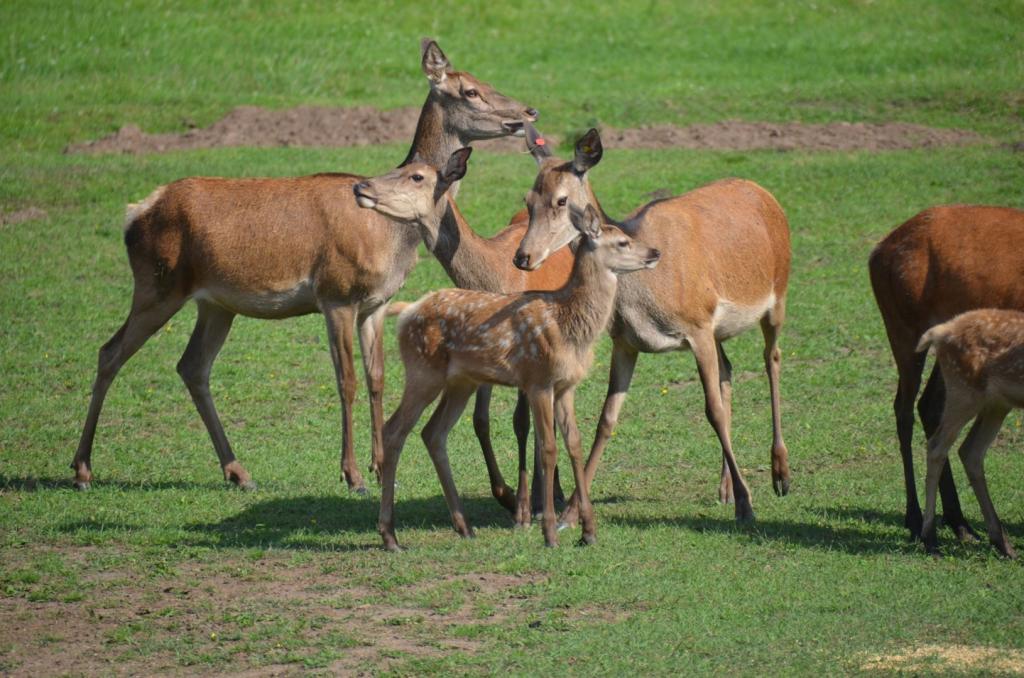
[557,197,568,207]
[411,174,424,183]
[464,88,479,98]
[617,239,629,248]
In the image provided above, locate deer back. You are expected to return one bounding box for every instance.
[870,205,1024,340]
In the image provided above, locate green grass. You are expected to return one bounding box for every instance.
[2,1,1024,675]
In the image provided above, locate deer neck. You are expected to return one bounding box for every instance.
[430,199,506,291]
[555,242,619,350]
[402,93,466,200]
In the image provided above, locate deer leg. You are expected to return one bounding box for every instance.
[421,383,477,539]
[760,314,791,497]
[918,365,977,541]
[692,332,754,523]
[555,388,595,546]
[378,367,444,552]
[471,385,517,513]
[922,394,978,555]
[176,302,253,489]
[559,342,638,529]
[893,345,928,537]
[323,305,365,493]
[71,292,185,489]
[357,304,387,484]
[958,407,1014,558]
[528,387,559,547]
[716,341,735,504]
[513,390,532,527]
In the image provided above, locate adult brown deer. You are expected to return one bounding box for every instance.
[71,39,537,493]
[868,205,1024,539]
[514,126,792,527]
[352,148,660,548]
[917,309,1024,558]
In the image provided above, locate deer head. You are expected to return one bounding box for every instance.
[420,39,538,141]
[353,147,473,245]
[571,204,660,274]
[514,125,604,270]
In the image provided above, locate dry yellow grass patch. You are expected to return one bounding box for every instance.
[861,644,1024,674]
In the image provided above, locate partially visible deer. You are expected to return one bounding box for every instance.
[71,39,537,493]
[514,126,792,527]
[352,148,661,548]
[917,309,1024,558]
[868,205,1024,540]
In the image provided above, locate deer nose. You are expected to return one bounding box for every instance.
[525,107,539,120]
[513,252,531,270]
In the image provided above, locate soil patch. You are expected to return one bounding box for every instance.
[0,549,547,677]
[0,207,48,227]
[65,105,986,155]
[604,121,985,151]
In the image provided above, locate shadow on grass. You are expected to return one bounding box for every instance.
[605,512,914,555]
[606,510,1024,555]
[828,506,1024,539]
[56,493,518,551]
[0,475,212,492]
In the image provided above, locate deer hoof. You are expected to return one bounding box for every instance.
[352,486,369,497]
[578,534,596,547]
[773,477,790,497]
[74,480,91,491]
[735,504,756,525]
[238,479,258,492]
[951,521,979,543]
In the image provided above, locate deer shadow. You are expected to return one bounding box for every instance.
[604,507,1024,555]
[0,474,210,492]
[56,492,520,551]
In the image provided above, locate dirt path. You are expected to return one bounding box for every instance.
[64,105,986,155]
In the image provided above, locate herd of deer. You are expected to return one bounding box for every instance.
[71,39,1024,557]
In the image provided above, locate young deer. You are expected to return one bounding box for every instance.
[410,145,576,521]
[71,39,536,493]
[514,126,792,527]
[869,205,1024,540]
[917,309,1024,558]
[352,148,660,548]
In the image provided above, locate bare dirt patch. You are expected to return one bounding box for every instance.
[603,120,985,151]
[65,105,986,156]
[861,644,1024,674]
[0,549,546,677]
[0,207,48,227]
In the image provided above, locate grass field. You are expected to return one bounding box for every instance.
[2,1,1024,675]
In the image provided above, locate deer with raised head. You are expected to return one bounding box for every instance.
[514,126,792,527]
[917,309,1024,558]
[868,205,1024,541]
[352,147,661,548]
[71,39,537,494]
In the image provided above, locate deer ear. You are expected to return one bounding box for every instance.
[524,122,551,165]
[421,39,451,84]
[439,147,472,190]
[570,204,602,240]
[572,128,603,174]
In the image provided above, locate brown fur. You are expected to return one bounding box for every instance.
[916,309,1024,558]
[70,40,536,493]
[516,129,792,527]
[355,154,658,548]
[868,204,1024,537]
